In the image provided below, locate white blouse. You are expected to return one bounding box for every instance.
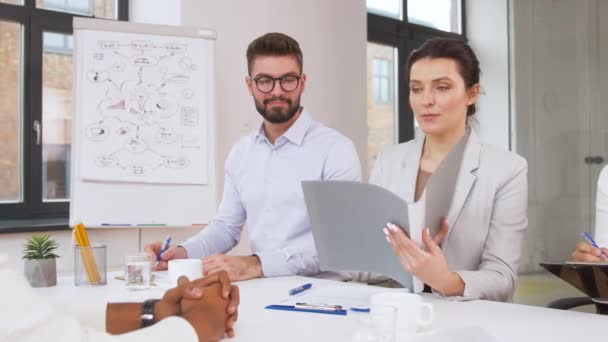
[594,165,608,246]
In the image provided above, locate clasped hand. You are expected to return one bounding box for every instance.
[156,271,240,341]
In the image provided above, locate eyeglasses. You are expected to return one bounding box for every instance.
[250,74,302,93]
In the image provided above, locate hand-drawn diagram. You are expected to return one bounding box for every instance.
[79,32,209,184]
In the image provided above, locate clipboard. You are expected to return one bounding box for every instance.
[270,283,407,315]
[540,262,608,301]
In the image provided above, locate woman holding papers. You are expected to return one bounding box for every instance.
[570,165,608,261]
[370,38,528,302]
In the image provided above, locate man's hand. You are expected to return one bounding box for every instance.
[179,272,240,339]
[189,272,240,337]
[202,254,263,281]
[180,276,240,341]
[106,276,206,335]
[154,276,204,322]
[106,272,239,338]
[181,305,226,342]
[144,241,188,270]
[571,241,608,262]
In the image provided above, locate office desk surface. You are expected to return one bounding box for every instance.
[34,273,608,342]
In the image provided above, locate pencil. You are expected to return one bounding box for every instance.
[74,222,101,283]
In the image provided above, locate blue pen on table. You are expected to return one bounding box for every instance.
[289,283,312,296]
[583,231,608,259]
[265,303,346,315]
[157,235,172,262]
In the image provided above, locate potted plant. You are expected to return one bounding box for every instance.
[22,234,59,287]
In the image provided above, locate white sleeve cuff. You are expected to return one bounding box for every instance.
[430,271,476,301]
[112,316,198,342]
[180,239,203,259]
[255,251,293,277]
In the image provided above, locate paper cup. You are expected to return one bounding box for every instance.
[168,259,203,284]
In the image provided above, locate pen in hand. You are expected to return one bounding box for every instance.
[582,232,608,259]
[157,235,172,263]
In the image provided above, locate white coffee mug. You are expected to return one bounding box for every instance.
[370,292,434,338]
[168,259,203,284]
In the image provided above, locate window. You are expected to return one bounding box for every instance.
[37,0,118,19]
[0,20,23,203]
[0,1,128,227]
[367,44,398,173]
[42,31,73,201]
[366,0,402,20]
[372,58,393,104]
[408,0,462,33]
[367,0,465,154]
[42,31,73,54]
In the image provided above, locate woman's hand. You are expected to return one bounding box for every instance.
[384,218,464,295]
[571,241,608,262]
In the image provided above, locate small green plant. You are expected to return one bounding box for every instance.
[22,235,59,260]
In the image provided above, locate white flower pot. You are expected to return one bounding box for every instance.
[24,258,57,287]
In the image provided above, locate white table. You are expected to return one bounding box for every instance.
[34,272,608,342]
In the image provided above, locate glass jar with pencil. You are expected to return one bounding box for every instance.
[73,222,107,286]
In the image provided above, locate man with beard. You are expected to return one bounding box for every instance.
[145,32,361,281]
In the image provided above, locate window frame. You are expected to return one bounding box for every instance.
[372,57,394,104]
[0,0,128,227]
[367,0,466,143]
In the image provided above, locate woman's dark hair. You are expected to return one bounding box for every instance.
[407,38,480,116]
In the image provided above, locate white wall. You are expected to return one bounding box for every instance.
[465,0,511,150]
[510,0,607,272]
[0,0,367,272]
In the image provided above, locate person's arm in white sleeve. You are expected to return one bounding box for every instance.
[0,265,198,342]
[594,165,608,246]
[256,246,319,277]
[322,138,362,182]
[571,165,608,261]
[181,146,247,259]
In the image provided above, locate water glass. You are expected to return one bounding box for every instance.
[370,304,398,342]
[125,253,152,290]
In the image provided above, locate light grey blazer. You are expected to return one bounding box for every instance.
[369,129,528,302]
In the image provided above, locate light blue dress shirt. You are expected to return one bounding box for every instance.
[181,110,362,276]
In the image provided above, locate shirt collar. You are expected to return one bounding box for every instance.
[254,108,313,146]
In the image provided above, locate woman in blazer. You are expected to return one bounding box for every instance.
[372,38,528,302]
